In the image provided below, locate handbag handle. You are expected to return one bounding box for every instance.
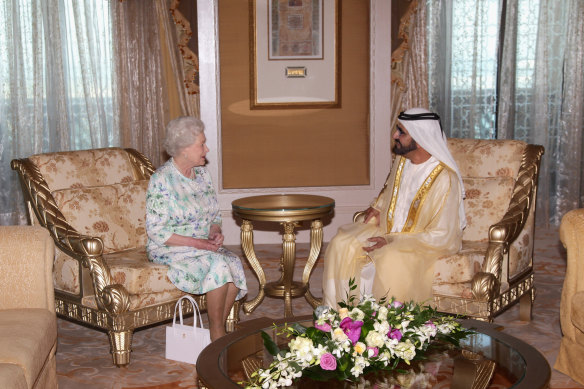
[172,295,204,332]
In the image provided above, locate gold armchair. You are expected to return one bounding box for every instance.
[11,147,242,367]
[356,138,544,322]
[554,208,584,385]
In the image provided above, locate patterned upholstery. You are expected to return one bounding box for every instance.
[429,138,543,321]
[11,147,242,367]
[53,181,149,253]
[28,148,137,191]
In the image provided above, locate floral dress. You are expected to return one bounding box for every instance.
[146,160,247,299]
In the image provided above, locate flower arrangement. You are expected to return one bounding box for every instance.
[242,279,472,388]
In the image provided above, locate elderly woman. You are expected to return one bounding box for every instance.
[146,116,247,341]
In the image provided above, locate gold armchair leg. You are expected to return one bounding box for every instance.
[226,300,241,332]
[108,330,133,367]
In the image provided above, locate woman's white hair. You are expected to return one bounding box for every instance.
[163,116,205,157]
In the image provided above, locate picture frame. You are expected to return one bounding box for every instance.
[250,0,341,109]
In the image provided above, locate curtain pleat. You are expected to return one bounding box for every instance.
[112,0,169,167]
[425,0,584,226]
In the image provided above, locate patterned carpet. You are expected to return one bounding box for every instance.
[55,227,583,389]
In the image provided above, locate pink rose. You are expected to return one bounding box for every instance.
[320,353,337,371]
[391,300,403,309]
[314,321,332,332]
[387,328,402,341]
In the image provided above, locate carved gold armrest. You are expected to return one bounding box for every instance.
[471,144,544,302]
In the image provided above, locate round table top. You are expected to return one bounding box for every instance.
[232,194,335,222]
[196,316,551,389]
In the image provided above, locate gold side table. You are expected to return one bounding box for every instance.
[232,194,335,317]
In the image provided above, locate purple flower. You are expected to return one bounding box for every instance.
[340,317,364,344]
[314,321,332,332]
[320,353,337,370]
[425,320,436,330]
[387,328,402,341]
[367,346,379,357]
[391,300,403,309]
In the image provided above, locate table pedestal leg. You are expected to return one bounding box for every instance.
[281,222,297,317]
[303,219,324,308]
[240,220,266,315]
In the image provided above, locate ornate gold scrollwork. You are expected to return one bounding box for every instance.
[471,271,499,302]
[125,148,155,179]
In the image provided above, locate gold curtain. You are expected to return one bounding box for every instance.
[112,0,200,167]
[390,0,428,130]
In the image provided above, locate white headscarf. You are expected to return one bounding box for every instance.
[397,107,466,230]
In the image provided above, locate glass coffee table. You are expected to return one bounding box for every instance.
[232,194,335,317]
[197,316,551,388]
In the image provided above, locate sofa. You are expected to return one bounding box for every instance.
[11,147,242,367]
[0,226,58,389]
[554,208,584,385]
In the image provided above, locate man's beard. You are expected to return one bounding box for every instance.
[393,139,418,155]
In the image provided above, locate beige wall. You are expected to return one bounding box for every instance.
[197,0,391,245]
[218,0,370,189]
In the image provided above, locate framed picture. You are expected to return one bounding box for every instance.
[250,0,341,109]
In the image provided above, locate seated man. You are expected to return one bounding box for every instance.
[323,107,466,308]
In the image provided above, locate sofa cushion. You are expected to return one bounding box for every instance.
[28,148,137,191]
[105,247,178,295]
[462,177,515,242]
[0,364,27,389]
[434,240,488,285]
[52,180,149,253]
[54,246,180,300]
[0,309,57,388]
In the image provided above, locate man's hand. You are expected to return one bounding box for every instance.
[363,207,380,225]
[362,236,387,252]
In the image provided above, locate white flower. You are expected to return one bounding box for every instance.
[437,321,457,334]
[377,350,393,366]
[332,327,349,343]
[394,339,416,362]
[338,307,350,319]
[374,320,390,335]
[377,306,389,320]
[289,337,315,363]
[350,355,370,377]
[350,307,365,321]
[365,330,385,348]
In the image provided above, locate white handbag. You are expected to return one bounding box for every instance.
[165,295,211,365]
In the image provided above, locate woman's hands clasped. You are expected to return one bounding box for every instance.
[191,224,224,252]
